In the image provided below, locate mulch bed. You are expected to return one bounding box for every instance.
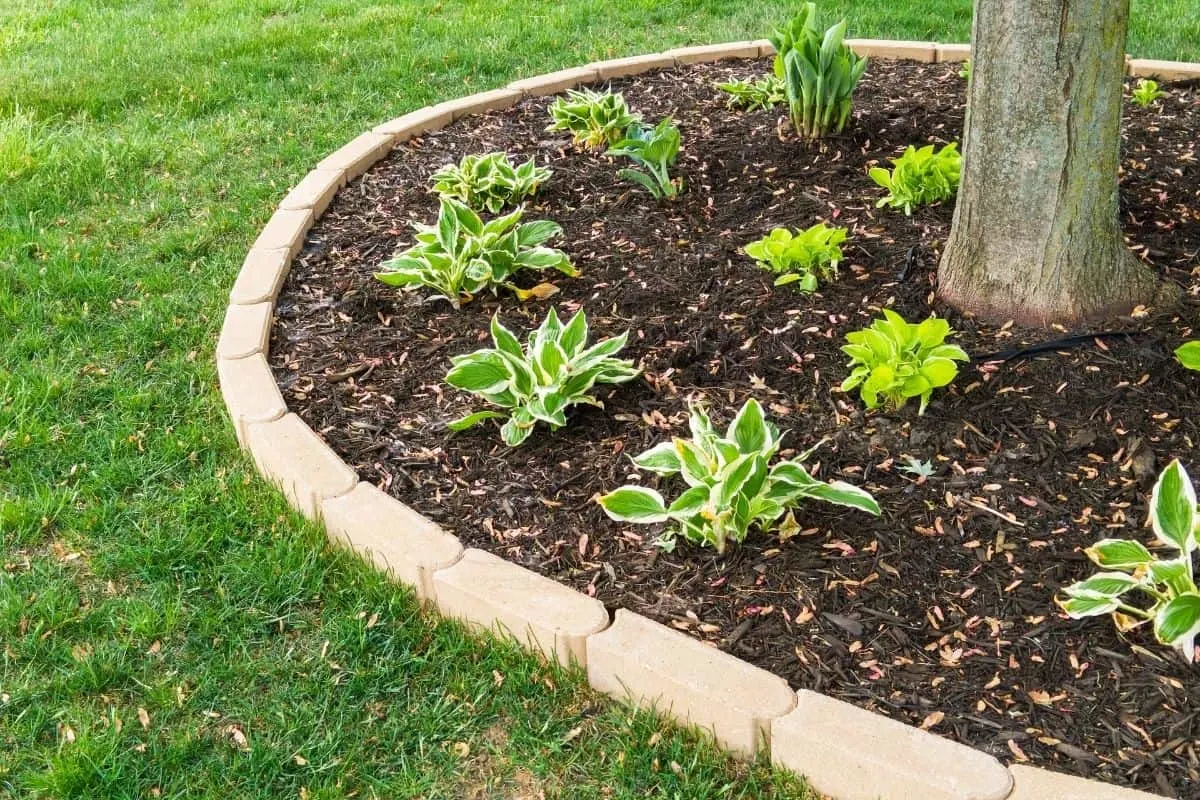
[269,57,1200,796]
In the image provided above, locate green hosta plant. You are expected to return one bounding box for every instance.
[445,309,640,446]
[429,152,551,214]
[375,197,576,308]
[1176,341,1200,371]
[841,310,969,414]
[1060,460,1200,663]
[744,223,847,292]
[607,118,683,200]
[958,60,971,80]
[716,74,787,110]
[597,399,880,553]
[1131,78,1168,108]
[869,142,961,215]
[546,89,641,150]
[769,3,869,139]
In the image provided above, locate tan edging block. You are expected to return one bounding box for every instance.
[434,88,523,121]
[754,39,776,57]
[432,548,608,668]
[845,38,937,62]
[508,66,599,97]
[935,43,971,62]
[244,413,357,520]
[323,483,463,603]
[587,609,794,758]
[217,301,273,361]
[664,41,761,65]
[251,207,312,257]
[279,168,346,217]
[772,690,1012,800]
[216,353,287,448]
[373,105,455,139]
[229,249,290,306]
[589,53,677,80]
[315,131,393,182]
[1009,765,1167,799]
[1129,58,1200,80]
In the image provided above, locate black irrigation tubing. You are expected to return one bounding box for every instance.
[969,331,1149,364]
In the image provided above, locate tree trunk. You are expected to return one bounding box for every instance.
[938,0,1165,326]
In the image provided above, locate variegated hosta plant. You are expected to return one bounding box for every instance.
[375,197,576,308]
[445,309,641,446]
[546,89,641,150]
[1060,459,1200,663]
[598,399,880,553]
[429,152,551,214]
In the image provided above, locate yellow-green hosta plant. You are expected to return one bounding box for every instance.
[869,142,961,215]
[375,197,577,309]
[546,89,641,150]
[769,3,869,139]
[1131,78,1168,108]
[744,223,847,292]
[1059,459,1200,663]
[429,152,551,214]
[840,310,969,414]
[716,74,786,111]
[445,309,640,446]
[607,118,683,200]
[597,399,880,553]
[1175,340,1200,371]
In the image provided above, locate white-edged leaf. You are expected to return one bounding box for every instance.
[598,486,669,523]
[1154,593,1200,662]
[632,441,682,475]
[447,410,506,431]
[1150,459,1197,552]
[1084,539,1154,571]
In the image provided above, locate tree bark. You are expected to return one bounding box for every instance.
[938,0,1165,326]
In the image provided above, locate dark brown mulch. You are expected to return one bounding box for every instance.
[269,58,1200,797]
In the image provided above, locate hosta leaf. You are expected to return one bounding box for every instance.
[446,355,510,394]
[727,397,768,453]
[1147,558,1196,596]
[919,357,959,388]
[668,485,709,519]
[675,439,714,488]
[490,316,523,358]
[716,453,757,508]
[500,416,534,447]
[1063,572,1142,598]
[559,310,589,357]
[1153,593,1200,661]
[598,486,669,523]
[804,480,882,515]
[447,410,506,431]
[1150,459,1197,552]
[1085,539,1153,571]
[1060,594,1122,619]
[632,441,682,475]
[1175,341,1200,371]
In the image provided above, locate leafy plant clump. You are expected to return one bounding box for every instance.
[598,399,880,553]
[769,2,869,139]
[869,142,962,215]
[1131,78,1168,108]
[958,60,971,80]
[1176,341,1200,371]
[716,74,787,110]
[375,197,576,308]
[1060,459,1200,663]
[607,118,683,200]
[744,223,847,292]
[429,152,551,214]
[841,310,969,414]
[546,89,641,150]
[445,309,640,446]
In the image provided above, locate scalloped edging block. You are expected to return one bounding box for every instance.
[845,38,937,62]
[251,207,313,256]
[280,168,346,216]
[315,131,393,181]
[589,53,677,79]
[216,353,287,447]
[665,41,761,65]
[229,249,290,306]
[244,413,357,519]
[374,106,455,139]
[1129,58,1200,80]
[432,548,608,668]
[753,39,776,57]
[322,483,463,602]
[217,301,273,360]
[772,690,1012,800]
[508,66,599,97]
[587,609,795,758]
[435,88,523,121]
[935,43,971,62]
[1008,765,1168,799]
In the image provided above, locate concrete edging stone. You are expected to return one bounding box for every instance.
[218,40,1190,800]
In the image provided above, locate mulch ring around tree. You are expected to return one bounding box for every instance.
[270,57,1200,796]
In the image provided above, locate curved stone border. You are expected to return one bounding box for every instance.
[217,40,1192,800]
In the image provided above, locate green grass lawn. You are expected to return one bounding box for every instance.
[2,0,1197,797]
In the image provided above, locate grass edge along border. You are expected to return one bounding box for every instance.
[218,39,1197,800]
